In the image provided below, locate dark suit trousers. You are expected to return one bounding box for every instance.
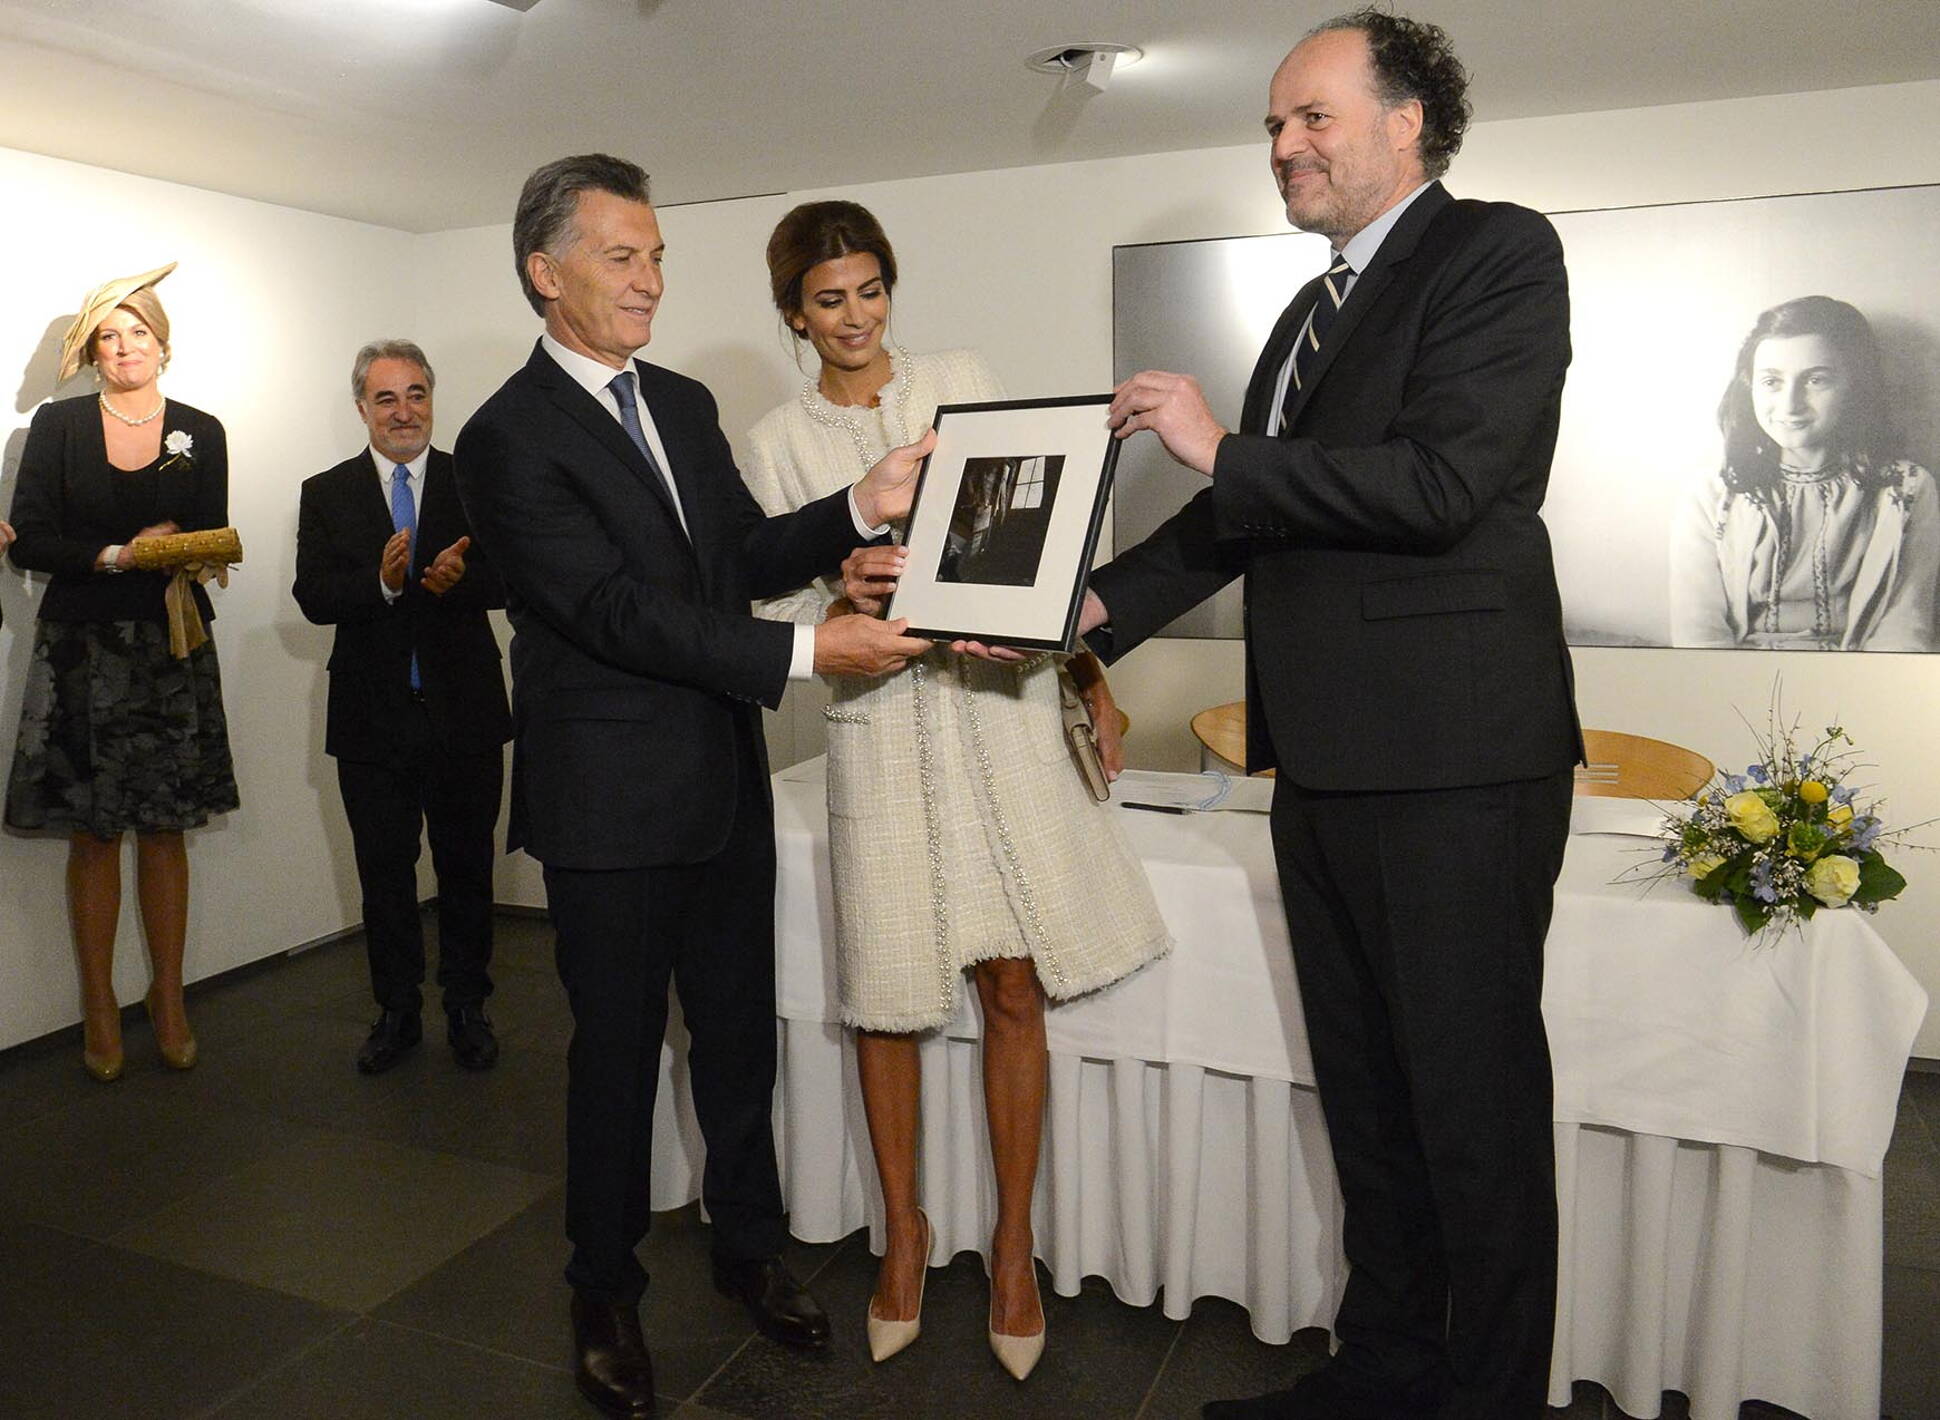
[1269,769,1572,1420]
[336,703,504,1016]
[543,720,787,1305]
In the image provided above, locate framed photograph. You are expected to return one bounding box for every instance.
[887,395,1120,651]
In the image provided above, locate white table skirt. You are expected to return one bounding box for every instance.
[637,763,1926,1420]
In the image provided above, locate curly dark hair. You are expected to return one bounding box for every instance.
[1718,295,1902,498]
[1310,8,1472,179]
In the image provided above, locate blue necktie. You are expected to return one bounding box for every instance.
[608,371,688,537]
[607,371,662,472]
[389,463,420,691]
[1281,252,1354,430]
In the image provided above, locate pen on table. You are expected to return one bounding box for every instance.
[1121,801,1189,814]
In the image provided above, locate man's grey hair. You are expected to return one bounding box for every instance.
[513,153,652,317]
[351,339,434,404]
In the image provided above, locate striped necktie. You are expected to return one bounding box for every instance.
[1280,252,1353,431]
[389,463,420,691]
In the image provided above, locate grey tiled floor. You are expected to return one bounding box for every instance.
[0,911,1933,1419]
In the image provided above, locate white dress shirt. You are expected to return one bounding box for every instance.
[1269,180,1435,436]
[373,445,430,603]
[538,332,865,681]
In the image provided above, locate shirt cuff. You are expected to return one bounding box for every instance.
[788,623,815,681]
[100,545,125,572]
[848,486,890,539]
[380,572,401,604]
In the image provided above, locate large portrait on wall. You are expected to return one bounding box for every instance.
[1548,184,1940,651]
[1112,184,1940,651]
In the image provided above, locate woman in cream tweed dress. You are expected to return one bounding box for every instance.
[745,201,1168,1378]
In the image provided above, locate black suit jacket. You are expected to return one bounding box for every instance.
[6,395,226,625]
[292,447,511,764]
[1090,183,1581,789]
[453,342,859,870]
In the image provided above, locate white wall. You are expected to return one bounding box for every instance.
[7,76,1939,1055]
[0,146,424,1050]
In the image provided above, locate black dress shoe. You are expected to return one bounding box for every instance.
[447,1006,499,1070]
[1201,1361,1447,1420]
[712,1256,831,1350]
[571,1292,655,1418]
[355,1009,421,1075]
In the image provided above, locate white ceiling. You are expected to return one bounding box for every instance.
[2,0,1937,234]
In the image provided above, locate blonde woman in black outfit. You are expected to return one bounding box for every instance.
[6,264,239,1081]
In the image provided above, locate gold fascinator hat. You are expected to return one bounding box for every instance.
[57,261,177,384]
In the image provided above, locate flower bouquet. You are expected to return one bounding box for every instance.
[1649,711,1914,937]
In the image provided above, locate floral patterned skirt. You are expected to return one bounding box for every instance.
[5,619,240,838]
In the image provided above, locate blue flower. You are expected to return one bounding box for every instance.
[1749,858,1779,904]
[1851,817,1884,851]
[1723,773,1747,794]
[1831,785,1856,806]
[1799,755,1815,772]
[1661,844,1680,862]
[1746,764,1770,784]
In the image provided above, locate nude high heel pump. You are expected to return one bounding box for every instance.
[81,999,124,1083]
[988,1257,1045,1381]
[865,1209,930,1364]
[146,986,198,1071]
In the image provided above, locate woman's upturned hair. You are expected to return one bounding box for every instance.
[765,201,898,336]
[1718,295,1900,495]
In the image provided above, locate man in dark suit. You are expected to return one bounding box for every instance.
[1088,12,1580,1419]
[294,340,512,1075]
[453,154,931,1419]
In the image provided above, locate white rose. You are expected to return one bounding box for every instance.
[164,431,193,456]
[1805,854,1861,908]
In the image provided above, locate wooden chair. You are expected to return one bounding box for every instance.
[1189,700,1273,776]
[1574,729,1714,801]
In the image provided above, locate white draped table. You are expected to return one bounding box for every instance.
[646,763,1926,1420]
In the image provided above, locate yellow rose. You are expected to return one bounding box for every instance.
[1798,779,1829,805]
[1805,854,1861,908]
[1724,790,1780,844]
[1686,853,1727,880]
[1828,803,1854,828]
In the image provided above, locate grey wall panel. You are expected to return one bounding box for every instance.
[1111,231,1329,638]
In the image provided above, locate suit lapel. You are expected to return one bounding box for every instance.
[523,343,690,535]
[631,360,710,555]
[416,453,460,574]
[1279,182,1454,432]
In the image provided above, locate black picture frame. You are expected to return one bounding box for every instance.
[887,395,1120,651]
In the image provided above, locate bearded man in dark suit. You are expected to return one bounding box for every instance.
[453,154,930,1420]
[295,340,511,1076]
[1086,11,1582,1418]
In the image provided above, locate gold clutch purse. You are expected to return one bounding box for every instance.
[126,527,243,572]
[127,527,243,659]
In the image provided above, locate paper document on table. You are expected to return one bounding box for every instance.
[1113,769,1274,814]
[1568,795,1672,838]
[776,756,829,785]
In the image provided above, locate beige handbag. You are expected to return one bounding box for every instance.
[127,527,243,659]
[1056,665,1111,802]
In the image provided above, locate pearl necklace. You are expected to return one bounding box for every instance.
[798,346,913,473]
[99,392,165,427]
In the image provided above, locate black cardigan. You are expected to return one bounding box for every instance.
[6,396,228,624]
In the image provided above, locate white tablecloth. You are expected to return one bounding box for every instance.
[647,762,1927,1420]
